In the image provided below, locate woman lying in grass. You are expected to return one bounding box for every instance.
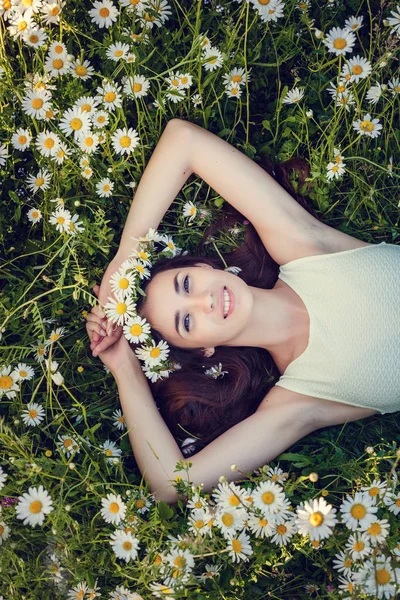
[85,118,400,505]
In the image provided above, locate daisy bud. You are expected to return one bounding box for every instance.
[306,109,313,117]
[309,472,319,482]
[219,475,227,483]
[65,505,71,512]
[314,28,323,39]
[52,528,57,535]
[365,446,374,454]
[230,464,239,471]
[69,462,76,470]
[74,200,81,207]
[14,419,20,425]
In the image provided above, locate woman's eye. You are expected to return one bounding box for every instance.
[183,275,190,293]
[184,314,190,333]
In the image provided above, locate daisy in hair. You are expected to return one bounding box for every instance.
[339,491,378,531]
[295,496,338,541]
[159,235,182,257]
[109,529,140,562]
[246,511,275,538]
[26,169,52,193]
[95,81,123,111]
[122,74,151,99]
[135,340,170,368]
[95,177,114,197]
[128,258,151,280]
[11,127,32,151]
[109,265,136,298]
[35,130,61,158]
[352,113,382,138]
[41,2,63,25]
[21,88,52,120]
[123,315,151,344]
[100,492,127,525]
[12,363,35,381]
[282,86,304,104]
[112,408,126,431]
[59,106,92,140]
[106,42,130,61]
[88,0,119,28]
[323,27,356,56]
[341,55,372,83]
[128,246,152,266]
[111,127,140,155]
[344,15,364,32]
[104,294,137,327]
[15,485,54,528]
[21,402,45,427]
[70,58,94,80]
[24,27,47,48]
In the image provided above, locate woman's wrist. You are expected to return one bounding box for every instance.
[111,351,143,382]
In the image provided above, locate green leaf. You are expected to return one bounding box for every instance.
[157,501,174,521]
[214,197,224,208]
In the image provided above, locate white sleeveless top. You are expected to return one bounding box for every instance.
[275,242,400,414]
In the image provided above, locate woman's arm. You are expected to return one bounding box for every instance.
[114,119,193,262]
[111,357,185,503]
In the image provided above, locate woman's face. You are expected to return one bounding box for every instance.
[140,264,253,350]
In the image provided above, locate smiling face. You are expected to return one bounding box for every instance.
[139,263,254,350]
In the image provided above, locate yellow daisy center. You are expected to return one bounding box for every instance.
[119,135,131,148]
[116,302,127,315]
[174,556,186,568]
[44,138,55,149]
[232,75,242,83]
[136,499,145,508]
[309,512,324,527]
[311,540,320,548]
[63,439,72,447]
[81,103,92,112]
[122,541,132,551]
[367,522,381,536]
[30,500,42,513]
[395,498,400,507]
[97,115,105,123]
[332,165,339,172]
[50,6,60,15]
[52,58,64,69]
[84,137,93,146]
[99,7,110,17]
[369,487,380,497]
[0,375,13,389]
[195,519,204,528]
[337,84,346,92]
[118,277,129,289]
[109,502,119,513]
[18,20,28,32]
[135,264,144,273]
[259,518,268,526]
[276,524,287,534]
[154,554,162,565]
[131,324,143,336]
[344,558,353,568]
[114,49,123,57]
[35,177,44,186]
[28,33,39,43]
[70,118,83,130]
[354,541,365,551]
[75,65,87,76]
[103,184,110,191]
[258,0,272,4]
[231,538,242,552]
[29,409,38,418]
[167,242,175,250]
[104,91,116,103]
[376,569,391,585]
[18,135,27,144]
[32,98,43,109]
[46,109,55,119]
[333,38,347,50]
[150,347,160,359]
[350,503,367,519]
[20,370,28,376]
[105,449,113,456]
[360,120,374,132]
[133,82,142,92]
[352,65,363,75]
[262,491,275,504]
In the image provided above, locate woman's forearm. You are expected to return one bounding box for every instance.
[112,356,184,504]
[115,119,193,262]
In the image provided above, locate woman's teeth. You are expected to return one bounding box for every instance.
[223,287,230,318]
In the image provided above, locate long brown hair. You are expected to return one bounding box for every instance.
[135,157,321,456]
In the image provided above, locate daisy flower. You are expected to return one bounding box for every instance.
[361,479,387,502]
[335,90,356,111]
[44,53,71,77]
[21,88,52,120]
[295,496,338,541]
[257,0,285,23]
[128,258,151,280]
[128,246,152,266]
[66,214,85,236]
[100,493,127,525]
[89,0,119,28]
[326,78,349,99]
[70,58,95,80]
[353,556,397,599]
[252,480,286,516]
[0,520,11,545]
[109,265,136,298]
[41,2,63,25]
[74,95,100,115]
[0,466,7,492]
[13,363,35,381]
[191,93,202,107]
[341,55,372,83]
[339,491,378,531]
[187,507,210,536]
[122,74,151,98]
[56,434,80,457]
[366,82,386,104]
[104,294,137,326]
[106,42,130,61]
[26,169,52,193]
[81,166,93,179]
[388,76,400,95]
[11,128,32,151]
[79,155,90,168]
[67,581,88,600]
[183,201,198,221]
[109,529,140,562]
[214,505,248,539]
[202,46,224,72]
[138,227,163,244]
[24,27,47,48]
[282,87,304,104]
[52,142,70,164]
[270,517,297,546]
[222,66,250,88]
[91,110,109,128]
[204,363,229,379]
[59,107,92,140]
[15,485,54,527]
[387,5,400,36]
[352,113,382,138]
[0,143,7,167]
[95,177,114,197]
[78,132,100,154]
[135,340,170,368]
[159,235,182,257]
[326,159,346,180]
[246,512,275,538]
[124,315,151,344]
[267,466,288,483]
[0,364,20,399]
[211,480,248,510]
[296,0,311,11]
[323,27,356,56]
[344,15,364,32]
[7,9,34,38]
[95,81,123,111]
[99,439,122,464]
[112,408,126,430]
[110,127,139,155]
[21,402,45,427]
[45,326,67,346]
[365,518,390,545]
[49,208,72,233]
[48,40,67,56]
[35,130,61,157]
[382,489,400,515]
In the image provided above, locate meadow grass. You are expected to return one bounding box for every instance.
[0,0,400,598]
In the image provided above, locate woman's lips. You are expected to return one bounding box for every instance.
[222,286,235,318]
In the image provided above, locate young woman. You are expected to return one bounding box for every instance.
[86,118,400,506]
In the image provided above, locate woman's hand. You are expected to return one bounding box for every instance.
[87,284,137,374]
[90,258,127,355]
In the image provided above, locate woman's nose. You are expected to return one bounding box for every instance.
[190,291,213,313]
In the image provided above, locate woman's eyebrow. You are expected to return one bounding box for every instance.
[173,271,182,338]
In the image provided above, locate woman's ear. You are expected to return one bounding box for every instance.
[202,347,215,358]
